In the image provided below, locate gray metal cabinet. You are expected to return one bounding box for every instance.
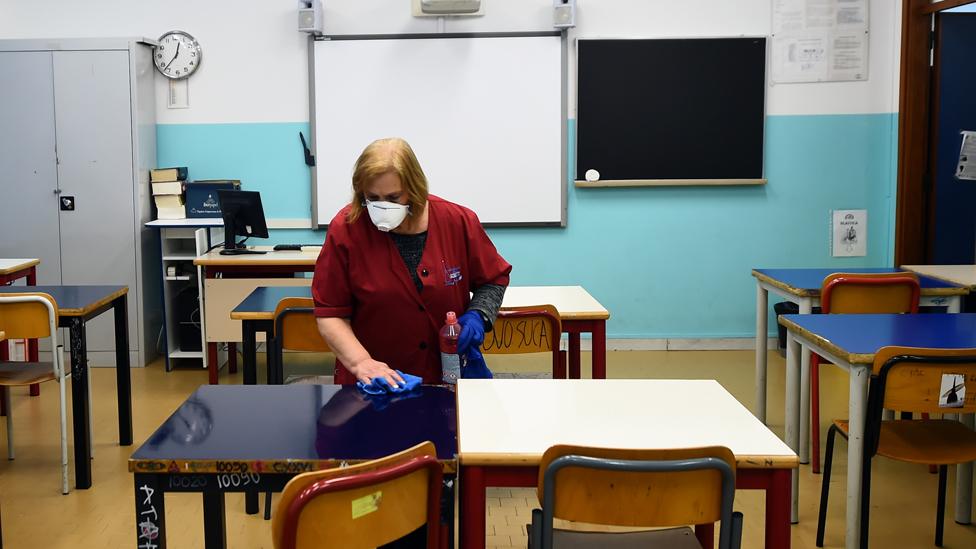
[0,38,161,368]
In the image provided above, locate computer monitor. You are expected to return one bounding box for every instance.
[216,190,269,255]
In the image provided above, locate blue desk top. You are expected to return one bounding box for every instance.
[753,268,967,296]
[780,313,976,363]
[0,285,127,317]
[130,385,457,473]
[232,286,312,318]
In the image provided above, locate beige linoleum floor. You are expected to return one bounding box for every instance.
[0,348,974,548]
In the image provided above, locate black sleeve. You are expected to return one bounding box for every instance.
[467,283,506,331]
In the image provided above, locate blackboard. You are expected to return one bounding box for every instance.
[576,37,767,185]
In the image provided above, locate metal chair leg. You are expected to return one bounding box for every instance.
[816,424,839,547]
[936,465,947,546]
[860,447,873,549]
[57,346,69,495]
[4,387,13,460]
[264,490,272,520]
[811,354,821,474]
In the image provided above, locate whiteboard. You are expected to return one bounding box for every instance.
[311,33,565,226]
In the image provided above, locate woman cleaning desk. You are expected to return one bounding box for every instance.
[312,138,512,387]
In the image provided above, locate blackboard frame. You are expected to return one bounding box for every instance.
[575,37,768,187]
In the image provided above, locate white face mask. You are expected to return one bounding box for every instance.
[365,200,410,232]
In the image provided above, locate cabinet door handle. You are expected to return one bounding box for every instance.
[53,188,62,195]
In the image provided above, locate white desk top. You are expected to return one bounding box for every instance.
[0,258,39,276]
[145,218,223,228]
[902,265,976,289]
[194,246,322,266]
[502,286,609,320]
[456,379,797,468]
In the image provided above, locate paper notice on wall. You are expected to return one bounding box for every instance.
[831,209,867,257]
[772,0,869,83]
[771,32,829,82]
[957,131,976,181]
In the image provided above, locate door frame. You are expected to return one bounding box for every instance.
[895,0,976,265]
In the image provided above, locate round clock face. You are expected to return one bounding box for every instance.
[154,31,202,79]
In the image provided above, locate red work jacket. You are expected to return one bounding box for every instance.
[312,195,512,384]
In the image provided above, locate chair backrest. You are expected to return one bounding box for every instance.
[820,272,920,314]
[482,305,561,375]
[274,297,331,352]
[870,346,976,415]
[0,293,59,341]
[272,441,442,549]
[865,347,976,458]
[536,445,738,548]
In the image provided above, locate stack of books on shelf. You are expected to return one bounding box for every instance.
[151,166,188,219]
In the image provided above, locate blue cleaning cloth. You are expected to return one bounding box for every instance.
[462,347,493,379]
[362,387,423,411]
[356,370,423,395]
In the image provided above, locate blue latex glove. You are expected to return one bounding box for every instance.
[462,347,493,379]
[356,370,423,395]
[457,310,486,356]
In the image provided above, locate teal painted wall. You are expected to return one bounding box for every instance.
[158,113,897,339]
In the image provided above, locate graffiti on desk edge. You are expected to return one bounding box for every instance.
[272,461,316,473]
[133,459,320,474]
[137,484,160,549]
[215,461,251,474]
[132,461,167,472]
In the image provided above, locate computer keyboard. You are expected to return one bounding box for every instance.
[273,244,313,251]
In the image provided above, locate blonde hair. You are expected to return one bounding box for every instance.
[347,138,429,223]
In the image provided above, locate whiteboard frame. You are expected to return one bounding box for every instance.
[573,36,769,187]
[308,31,568,228]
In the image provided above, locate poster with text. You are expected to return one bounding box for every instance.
[772,0,869,83]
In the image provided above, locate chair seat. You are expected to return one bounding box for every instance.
[0,362,57,386]
[527,524,703,549]
[833,419,976,465]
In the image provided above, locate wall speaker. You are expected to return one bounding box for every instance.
[553,0,576,29]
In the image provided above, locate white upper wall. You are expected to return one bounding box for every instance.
[0,0,902,123]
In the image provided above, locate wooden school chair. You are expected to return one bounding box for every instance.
[271,297,332,385]
[809,272,920,473]
[0,293,70,494]
[528,445,743,549]
[482,305,564,378]
[817,347,976,548]
[272,441,443,549]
